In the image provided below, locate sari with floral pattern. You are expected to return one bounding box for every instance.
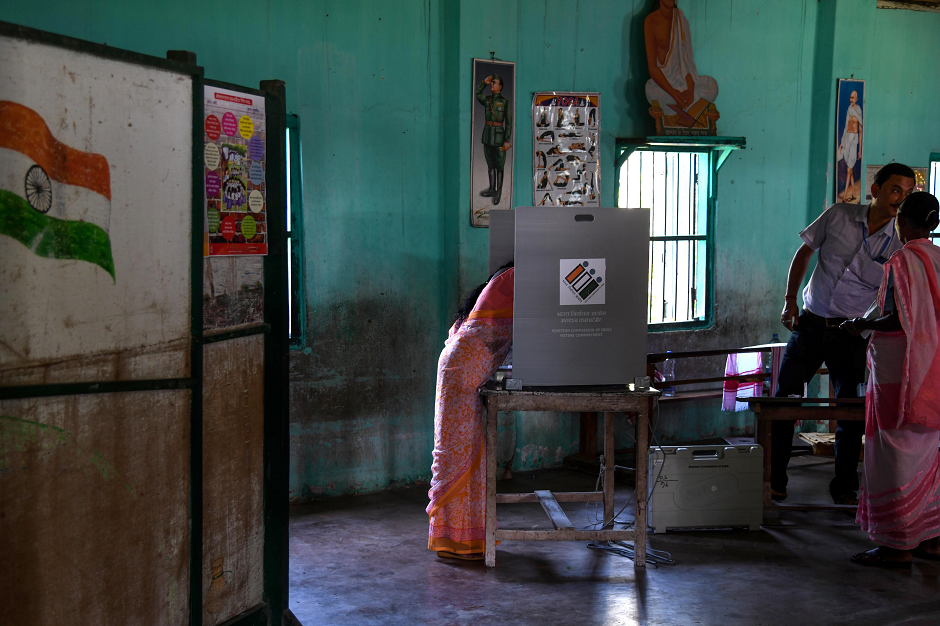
[427,269,513,554]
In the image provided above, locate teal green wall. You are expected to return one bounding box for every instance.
[4,1,939,498]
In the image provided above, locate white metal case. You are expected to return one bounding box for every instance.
[647,445,762,533]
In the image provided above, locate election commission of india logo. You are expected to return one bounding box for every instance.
[560,259,605,305]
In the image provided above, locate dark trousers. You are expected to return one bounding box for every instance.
[771,311,867,498]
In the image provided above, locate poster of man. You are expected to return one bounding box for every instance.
[836,79,865,204]
[471,58,515,227]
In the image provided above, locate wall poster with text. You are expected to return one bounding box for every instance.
[532,92,600,208]
[835,79,865,205]
[204,85,267,255]
[471,58,516,228]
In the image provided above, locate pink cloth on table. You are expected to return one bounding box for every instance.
[722,352,763,412]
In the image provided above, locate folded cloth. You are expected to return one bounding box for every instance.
[723,352,763,412]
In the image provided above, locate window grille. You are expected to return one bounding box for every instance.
[618,151,709,326]
[286,115,306,347]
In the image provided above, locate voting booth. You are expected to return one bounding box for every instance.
[490,207,650,387]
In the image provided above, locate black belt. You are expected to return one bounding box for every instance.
[803,310,848,328]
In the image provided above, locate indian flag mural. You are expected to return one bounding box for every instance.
[0,100,114,279]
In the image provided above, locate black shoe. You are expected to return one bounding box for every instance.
[771,489,787,502]
[492,171,504,205]
[479,169,496,197]
[833,493,858,506]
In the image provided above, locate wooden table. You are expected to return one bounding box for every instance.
[480,384,660,568]
[741,397,865,507]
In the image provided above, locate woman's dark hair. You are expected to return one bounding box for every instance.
[874,163,916,187]
[453,261,514,329]
[898,192,940,232]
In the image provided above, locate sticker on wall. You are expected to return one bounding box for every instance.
[204,85,267,255]
[532,92,600,208]
[835,78,865,204]
[470,58,516,228]
[560,259,605,305]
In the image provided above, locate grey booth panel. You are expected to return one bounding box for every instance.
[512,206,650,387]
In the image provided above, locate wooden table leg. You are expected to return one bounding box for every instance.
[484,398,498,568]
[634,398,650,567]
[756,409,771,506]
[578,412,598,459]
[603,411,615,526]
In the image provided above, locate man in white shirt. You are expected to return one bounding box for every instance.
[774,163,916,504]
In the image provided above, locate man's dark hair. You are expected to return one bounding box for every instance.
[874,163,916,187]
[898,192,940,232]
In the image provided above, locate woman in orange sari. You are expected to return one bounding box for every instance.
[842,193,940,567]
[427,265,513,560]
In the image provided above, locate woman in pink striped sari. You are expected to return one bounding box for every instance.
[842,192,940,568]
[427,266,513,560]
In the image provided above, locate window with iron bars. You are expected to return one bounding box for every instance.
[931,154,940,240]
[618,150,711,328]
[286,114,306,348]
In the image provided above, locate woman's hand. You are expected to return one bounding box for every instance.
[840,318,864,335]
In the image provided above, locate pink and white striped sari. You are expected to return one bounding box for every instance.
[427,269,513,555]
[857,239,940,549]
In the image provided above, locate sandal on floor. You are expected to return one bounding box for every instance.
[851,548,912,569]
[911,547,940,561]
[770,489,787,502]
[437,550,484,561]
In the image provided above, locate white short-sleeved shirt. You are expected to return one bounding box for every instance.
[800,203,901,319]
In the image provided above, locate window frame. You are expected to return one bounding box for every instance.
[615,136,744,332]
[286,114,307,349]
[931,152,940,241]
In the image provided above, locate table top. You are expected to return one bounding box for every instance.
[480,381,661,397]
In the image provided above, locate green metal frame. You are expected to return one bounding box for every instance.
[260,79,291,626]
[931,153,940,240]
[614,136,745,332]
[286,114,307,349]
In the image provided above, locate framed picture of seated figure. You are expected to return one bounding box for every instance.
[471,58,515,227]
[835,79,865,204]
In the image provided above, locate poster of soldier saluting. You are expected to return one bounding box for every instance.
[471,58,515,227]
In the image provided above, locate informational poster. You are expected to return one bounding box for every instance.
[470,58,515,228]
[835,79,865,205]
[204,86,267,255]
[532,92,600,208]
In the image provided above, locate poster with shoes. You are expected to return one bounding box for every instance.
[471,58,516,228]
[532,92,600,208]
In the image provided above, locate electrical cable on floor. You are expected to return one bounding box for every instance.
[579,397,675,566]
[587,540,676,568]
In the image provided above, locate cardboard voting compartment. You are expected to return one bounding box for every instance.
[512,206,650,387]
[488,209,516,276]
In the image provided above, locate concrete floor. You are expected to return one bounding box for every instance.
[289,454,940,626]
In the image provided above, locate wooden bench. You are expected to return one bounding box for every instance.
[740,396,865,509]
